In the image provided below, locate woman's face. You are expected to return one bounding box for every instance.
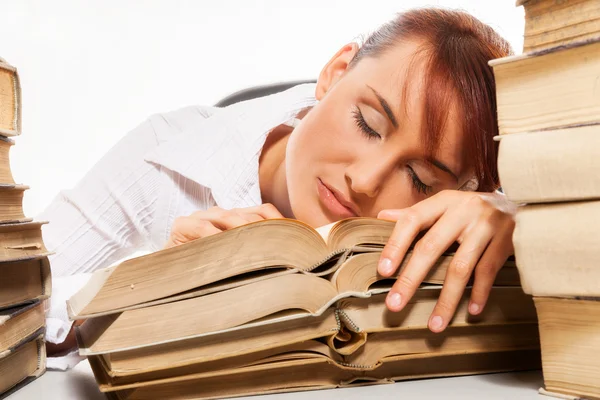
[285,40,474,227]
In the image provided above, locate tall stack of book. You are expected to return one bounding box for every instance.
[0,58,51,398]
[492,0,600,399]
[71,218,541,399]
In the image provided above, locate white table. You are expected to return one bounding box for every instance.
[7,361,546,400]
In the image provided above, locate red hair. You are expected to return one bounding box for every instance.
[350,8,513,192]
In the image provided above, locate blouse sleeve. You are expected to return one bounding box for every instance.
[38,116,164,344]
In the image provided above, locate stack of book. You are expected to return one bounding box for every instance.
[493,0,600,398]
[71,218,540,399]
[0,58,51,398]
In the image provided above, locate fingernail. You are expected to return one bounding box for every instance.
[429,315,444,331]
[469,303,480,315]
[378,258,394,275]
[387,292,402,310]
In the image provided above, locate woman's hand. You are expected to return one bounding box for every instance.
[377,190,517,333]
[164,204,284,248]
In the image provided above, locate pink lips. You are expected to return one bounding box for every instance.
[317,179,358,220]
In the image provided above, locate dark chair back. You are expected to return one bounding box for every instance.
[214,79,316,107]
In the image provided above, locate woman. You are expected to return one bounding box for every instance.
[42,8,515,359]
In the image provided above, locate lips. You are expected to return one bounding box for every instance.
[317,178,358,220]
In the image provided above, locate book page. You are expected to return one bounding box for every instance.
[315,222,337,243]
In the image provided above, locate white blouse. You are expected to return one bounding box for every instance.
[38,83,318,354]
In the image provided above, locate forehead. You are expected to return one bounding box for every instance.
[351,40,470,179]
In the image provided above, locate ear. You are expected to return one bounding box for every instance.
[315,42,359,101]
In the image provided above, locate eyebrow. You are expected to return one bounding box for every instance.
[367,85,399,129]
[367,85,458,182]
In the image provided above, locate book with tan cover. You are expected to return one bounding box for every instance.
[535,297,600,400]
[68,218,519,319]
[0,301,45,357]
[96,348,541,400]
[0,185,31,224]
[0,137,14,184]
[489,38,600,135]
[518,0,600,53]
[0,258,51,310]
[513,201,600,297]
[73,218,538,398]
[0,221,51,262]
[89,311,539,389]
[0,58,21,138]
[75,284,535,356]
[0,333,45,399]
[497,124,600,203]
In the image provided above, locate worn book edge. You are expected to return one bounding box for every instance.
[539,388,582,400]
[0,333,46,400]
[489,35,600,67]
[0,60,21,137]
[0,300,41,326]
[0,327,45,359]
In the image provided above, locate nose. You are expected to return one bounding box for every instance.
[345,155,397,198]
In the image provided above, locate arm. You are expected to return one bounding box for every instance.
[39,105,216,352]
[39,116,163,346]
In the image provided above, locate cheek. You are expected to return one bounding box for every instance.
[368,174,424,216]
[287,105,358,175]
[284,105,359,225]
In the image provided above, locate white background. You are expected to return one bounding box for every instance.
[1,0,524,217]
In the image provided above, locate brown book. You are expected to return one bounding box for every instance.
[497,124,600,203]
[513,201,600,297]
[518,0,600,53]
[73,219,535,399]
[67,218,518,319]
[0,185,30,224]
[0,301,45,356]
[490,38,600,135]
[0,258,51,310]
[0,58,21,138]
[535,297,600,400]
[95,323,540,389]
[75,285,536,356]
[96,348,541,400]
[0,332,45,399]
[0,221,51,263]
[0,137,14,185]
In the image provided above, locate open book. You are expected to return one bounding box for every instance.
[80,286,538,378]
[69,217,518,319]
[72,217,534,399]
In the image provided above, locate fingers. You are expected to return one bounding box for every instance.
[377,191,456,278]
[203,210,253,231]
[378,190,517,333]
[385,207,467,313]
[428,220,494,332]
[246,203,285,219]
[165,204,284,249]
[240,213,264,224]
[469,233,514,315]
[165,216,222,248]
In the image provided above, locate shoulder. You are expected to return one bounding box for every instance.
[146,105,219,144]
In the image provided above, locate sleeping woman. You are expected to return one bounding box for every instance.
[40,8,515,358]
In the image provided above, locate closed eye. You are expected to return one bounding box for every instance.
[407,166,433,195]
[352,106,382,140]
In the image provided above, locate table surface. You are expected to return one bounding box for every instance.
[7,361,548,400]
